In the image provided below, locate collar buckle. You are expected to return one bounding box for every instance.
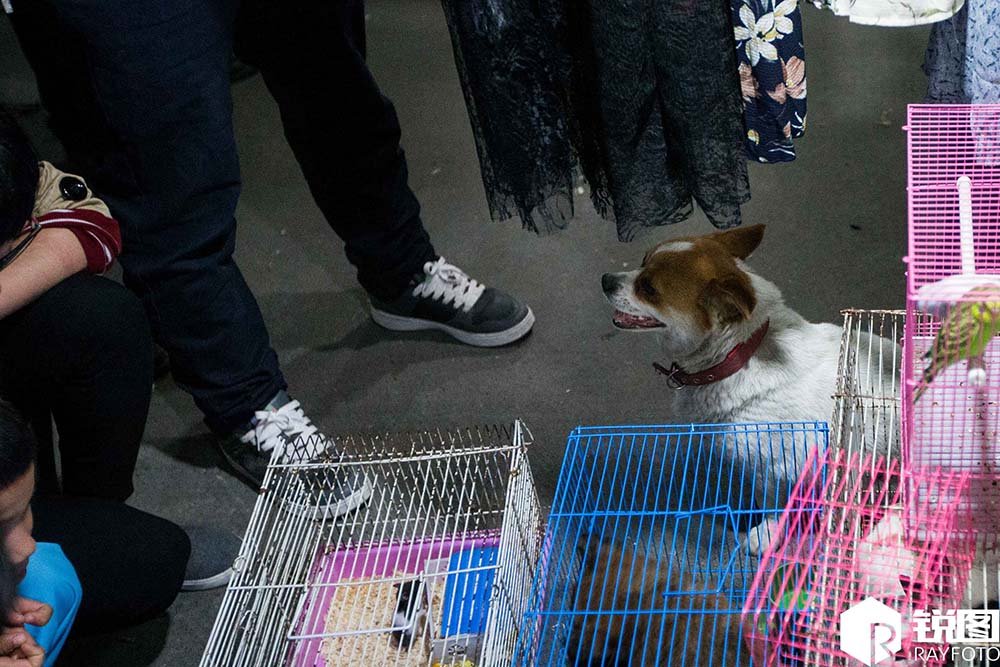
[652,362,686,390]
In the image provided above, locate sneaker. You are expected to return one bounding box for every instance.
[181,525,241,592]
[216,392,372,520]
[370,257,534,347]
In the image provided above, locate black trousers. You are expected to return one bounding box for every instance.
[0,273,153,501]
[0,275,187,631]
[32,496,190,632]
[8,0,437,433]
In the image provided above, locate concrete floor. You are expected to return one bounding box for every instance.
[2,1,928,664]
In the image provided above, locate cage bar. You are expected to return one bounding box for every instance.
[903,104,1000,537]
[513,421,828,666]
[200,421,542,667]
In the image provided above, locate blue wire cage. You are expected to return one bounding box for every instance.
[513,422,828,667]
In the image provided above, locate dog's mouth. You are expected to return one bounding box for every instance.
[612,309,665,330]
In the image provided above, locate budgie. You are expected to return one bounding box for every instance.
[914,284,1000,402]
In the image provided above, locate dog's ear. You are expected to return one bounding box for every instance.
[700,274,756,325]
[710,224,765,260]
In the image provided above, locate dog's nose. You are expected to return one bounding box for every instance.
[601,273,619,294]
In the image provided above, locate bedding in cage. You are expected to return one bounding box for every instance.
[512,421,827,666]
[743,448,974,667]
[903,103,1000,536]
[200,421,542,667]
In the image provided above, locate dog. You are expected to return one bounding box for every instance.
[570,539,749,666]
[601,224,897,553]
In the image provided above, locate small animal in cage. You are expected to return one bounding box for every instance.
[391,579,429,649]
[569,540,750,666]
[602,226,897,550]
[913,284,1000,401]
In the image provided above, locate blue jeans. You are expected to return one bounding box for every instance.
[17,543,82,667]
[9,0,436,432]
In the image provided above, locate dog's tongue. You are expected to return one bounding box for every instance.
[613,310,663,329]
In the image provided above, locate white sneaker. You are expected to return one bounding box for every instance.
[216,394,372,519]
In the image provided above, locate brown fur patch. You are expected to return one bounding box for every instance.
[570,541,748,666]
[636,226,764,330]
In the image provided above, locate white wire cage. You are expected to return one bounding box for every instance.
[201,421,542,667]
[830,309,905,467]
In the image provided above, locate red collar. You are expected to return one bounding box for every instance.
[653,320,770,389]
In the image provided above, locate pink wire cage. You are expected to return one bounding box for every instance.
[743,448,973,667]
[903,104,1000,535]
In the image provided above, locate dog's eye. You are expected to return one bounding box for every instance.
[636,277,657,298]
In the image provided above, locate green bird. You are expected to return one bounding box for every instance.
[914,284,1000,402]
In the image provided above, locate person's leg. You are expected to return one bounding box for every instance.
[7,2,363,512]
[30,496,190,631]
[0,274,151,501]
[233,0,434,302]
[233,0,535,347]
[8,0,285,434]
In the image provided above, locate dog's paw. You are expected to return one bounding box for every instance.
[747,517,781,557]
[969,367,987,387]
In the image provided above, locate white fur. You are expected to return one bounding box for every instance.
[605,270,643,315]
[653,241,695,255]
[605,263,896,556]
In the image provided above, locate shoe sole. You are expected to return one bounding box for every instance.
[182,568,234,592]
[284,474,374,521]
[370,307,535,347]
[217,446,374,520]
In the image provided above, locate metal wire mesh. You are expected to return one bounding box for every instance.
[832,310,905,466]
[904,104,1000,536]
[744,448,973,667]
[200,421,542,667]
[751,308,1000,666]
[902,106,1000,666]
[513,422,828,666]
[906,105,1000,290]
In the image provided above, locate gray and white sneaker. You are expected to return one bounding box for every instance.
[217,392,372,520]
[370,257,534,347]
[181,525,241,592]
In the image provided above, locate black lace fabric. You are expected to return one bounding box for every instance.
[441,0,750,241]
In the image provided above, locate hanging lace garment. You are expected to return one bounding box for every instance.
[440,0,750,242]
[733,0,808,163]
[812,0,964,26]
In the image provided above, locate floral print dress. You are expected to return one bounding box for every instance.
[733,0,808,163]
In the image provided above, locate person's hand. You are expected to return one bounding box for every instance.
[0,626,44,666]
[4,598,51,628]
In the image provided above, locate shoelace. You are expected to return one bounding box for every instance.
[412,257,485,312]
[240,400,327,462]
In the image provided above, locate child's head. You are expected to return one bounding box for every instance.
[0,401,36,586]
[0,109,39,245]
